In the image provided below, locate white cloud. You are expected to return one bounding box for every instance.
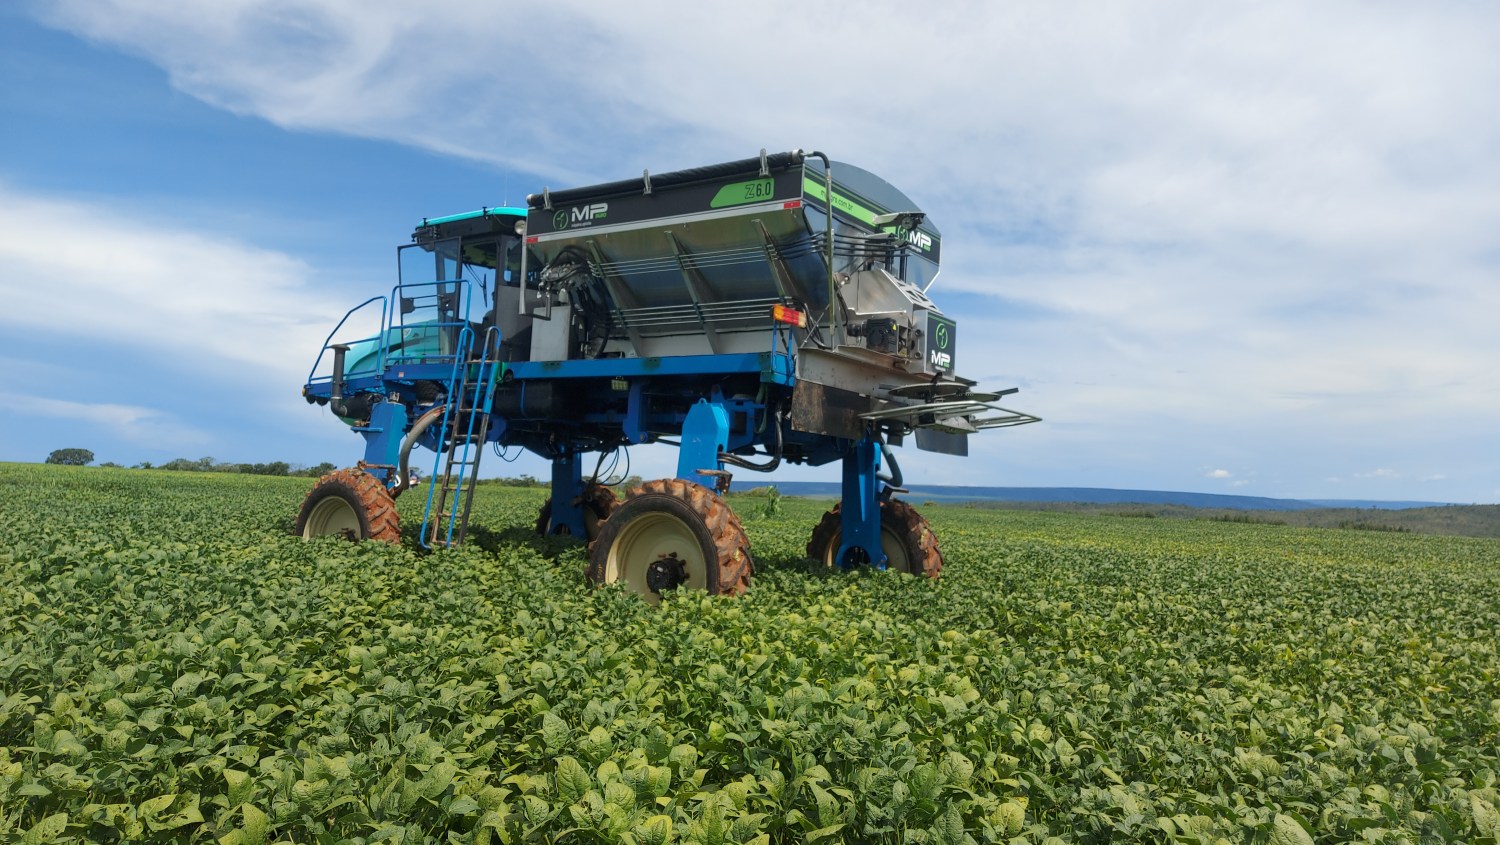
[0,182,345,391]
[1206,469,1232,479]
[15,395,157,426]
[23,0,1500,500]
[0,392,210,446]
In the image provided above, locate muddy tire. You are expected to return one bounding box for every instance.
[806,499,942,577]
[535,482,619,541]
[295,468,401,543]
[588,478,752,602]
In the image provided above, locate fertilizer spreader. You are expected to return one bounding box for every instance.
[298,149,1038,599]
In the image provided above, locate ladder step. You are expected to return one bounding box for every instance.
[422,353,495,550]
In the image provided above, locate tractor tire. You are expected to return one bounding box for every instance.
[535,482,619,541]
[806,499,942,577]
[587,478,752,603]
[295,468,401,543]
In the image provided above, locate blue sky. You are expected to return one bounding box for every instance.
[3,1,1497,503]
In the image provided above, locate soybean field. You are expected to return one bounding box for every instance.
[3,463,1500,843]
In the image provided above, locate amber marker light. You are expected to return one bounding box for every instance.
[772,304,808,328]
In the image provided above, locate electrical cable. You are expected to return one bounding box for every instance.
[598,445,630,487]
[590,446,619,485]
[718,403,784,473]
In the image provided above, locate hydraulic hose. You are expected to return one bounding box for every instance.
[719,405,784,473]
[877,441,905,498]
[394,404,448,498]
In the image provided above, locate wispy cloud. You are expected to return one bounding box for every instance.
[0,182,345,391]
[14,395,158,426]
[23,0,1500,499]
[0,392,210,446]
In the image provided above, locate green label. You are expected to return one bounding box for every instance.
[710,178,776,208]
[802,178,879,226]
[926,313,956,371]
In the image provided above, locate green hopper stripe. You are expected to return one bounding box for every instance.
[802,178,938,254]
[802,178,881,227]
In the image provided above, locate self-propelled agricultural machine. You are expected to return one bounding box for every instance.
[298,149,1037,600]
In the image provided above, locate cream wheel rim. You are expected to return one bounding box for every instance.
[604,511,709,602]
[303,497,361,539]
[822,524,911,572]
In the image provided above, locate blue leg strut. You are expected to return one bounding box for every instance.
[677,398,729,488]
[357,400,408,490]
[546,452,586,536]
[836,437,887,570]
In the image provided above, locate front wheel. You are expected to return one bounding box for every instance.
[806,499,942,577]
[295,468,401,543]
[588,478,752,603]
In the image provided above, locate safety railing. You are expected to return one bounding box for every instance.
[609,297,784,337]
[306,296,388,386]
[383,279,476,367]
[305,279,479,388]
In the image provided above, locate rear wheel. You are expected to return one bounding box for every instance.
[296,468,401,543]
[806,499,942,577]
[535,482,619,541]
[588,478,752,603]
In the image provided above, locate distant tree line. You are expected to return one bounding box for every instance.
[129,456,338,477]
[49,447,336,477]
[50,448,659,489]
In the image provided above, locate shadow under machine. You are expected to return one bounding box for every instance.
[298,149,1038,599]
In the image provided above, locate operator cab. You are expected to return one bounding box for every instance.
[403,207,532,362]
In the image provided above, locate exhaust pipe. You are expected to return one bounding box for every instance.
[329,344,350,416]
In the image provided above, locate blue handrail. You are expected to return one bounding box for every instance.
[383,279,476,367]
[306,295,388,384]
[307,278,484,389]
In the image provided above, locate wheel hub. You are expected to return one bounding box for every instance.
[645,554,688,594]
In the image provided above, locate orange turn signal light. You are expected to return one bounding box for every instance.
[772,304,807,328]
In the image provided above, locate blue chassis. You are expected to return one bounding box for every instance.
[305,314,896,572]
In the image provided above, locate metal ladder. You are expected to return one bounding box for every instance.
[422,327,503,548]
